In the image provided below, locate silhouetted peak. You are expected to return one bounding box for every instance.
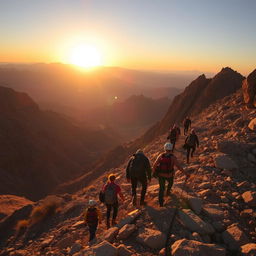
[198,74,206,80]
[0,86,39,112]
[221,66,233,72]
[247,69,256,81]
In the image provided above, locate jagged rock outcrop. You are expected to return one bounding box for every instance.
[242,69,256,108]
[171,239,226,256]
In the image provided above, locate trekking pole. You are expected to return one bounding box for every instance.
[164,172,190,256]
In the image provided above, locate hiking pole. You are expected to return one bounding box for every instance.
[164,172,190,256]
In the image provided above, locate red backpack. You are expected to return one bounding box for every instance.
[156,153,174,174]
[86,207,98,224]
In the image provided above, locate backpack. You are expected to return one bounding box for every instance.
[186,134,196,146]
[168,129,177,140]
[86,207,98,224]
[104,183,117,205]
[129,154,146,178]
[156,153,174,174]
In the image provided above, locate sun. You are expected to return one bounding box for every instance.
[69,44,102,68]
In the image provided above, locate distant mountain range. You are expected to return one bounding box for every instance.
[0,86,120,200]
[82,67,245,182]
[0,63,192,114]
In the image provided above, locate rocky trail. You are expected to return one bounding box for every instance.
[1,89,256,255]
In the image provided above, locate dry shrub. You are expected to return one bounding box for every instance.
[15,219,29,232]
[29,196,62,225]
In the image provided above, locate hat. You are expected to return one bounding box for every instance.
[89,200,96,206]
[164,142,173,151]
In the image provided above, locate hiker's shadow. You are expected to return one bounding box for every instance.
[145,195,179,234]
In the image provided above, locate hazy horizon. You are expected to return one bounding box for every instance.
[1,0,255,75]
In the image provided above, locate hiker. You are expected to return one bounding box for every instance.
[126,149,152,206]
[184,129,199,164]
[84,199,102,242]
[167,124,180,151]
[153,142,185,207]
[183,116,191,135]
[102,174,124,228]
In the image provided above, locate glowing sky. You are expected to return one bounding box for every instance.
[0,0,255,74]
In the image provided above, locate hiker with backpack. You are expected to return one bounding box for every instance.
[167,124,180,152]
[153,142,185,207]
[126,149,152,206]
[184,129,199,164]
[183,116,192,135]
[84,199,102,243]
[102,174,124,229]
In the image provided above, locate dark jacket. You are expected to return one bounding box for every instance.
[184,118,191,128]
[126,153,152,180]
[185,133,199,147]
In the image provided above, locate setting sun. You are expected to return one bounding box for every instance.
[69,44,102,68]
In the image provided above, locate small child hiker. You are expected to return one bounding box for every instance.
[84,199,102,243]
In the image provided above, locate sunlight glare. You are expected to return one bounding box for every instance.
[70,45,102,68]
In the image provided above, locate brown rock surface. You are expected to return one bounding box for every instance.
[242,69,256,108]
[171,239,226,256]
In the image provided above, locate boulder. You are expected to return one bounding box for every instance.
[248,118,256,131]
[242,69,256,108]
[117,209,141,228]
[104,227,119,242]
[56,233,80,249]
[69,242,82,255]
[178,209,215,235]
[171,239,226,256]
[117,224,136,240]
[241,243,256,255]
[117,244,133,256]
[187,197,203,214]
[222,224,250,251]
[202,204,224,220]
[92,240,118,256]
[136,227,166,249]
[214,154,238,169]
[242,191,256,207]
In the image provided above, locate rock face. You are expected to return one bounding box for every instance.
[136,228,166,249]
[0,195,33,219]
[117,224,136,240]
[222,224,250,251]
[242,69,256,108]
[214,154,238,169]
[171,239,226,256]
[178,209,215,235]
[92,241,118,256]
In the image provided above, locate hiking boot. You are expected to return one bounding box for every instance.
[111,219,117,226]
[132,195,137,206]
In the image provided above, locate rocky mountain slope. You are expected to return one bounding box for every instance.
[0,86,120,201]
[57,67,245,195]
[1,81,255,255]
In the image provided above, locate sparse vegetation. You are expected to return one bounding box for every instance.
[29,196,62,225]
[15,219,29,232]
[14,196,62,232]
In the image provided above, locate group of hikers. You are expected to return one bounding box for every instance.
[84,117,199,243]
